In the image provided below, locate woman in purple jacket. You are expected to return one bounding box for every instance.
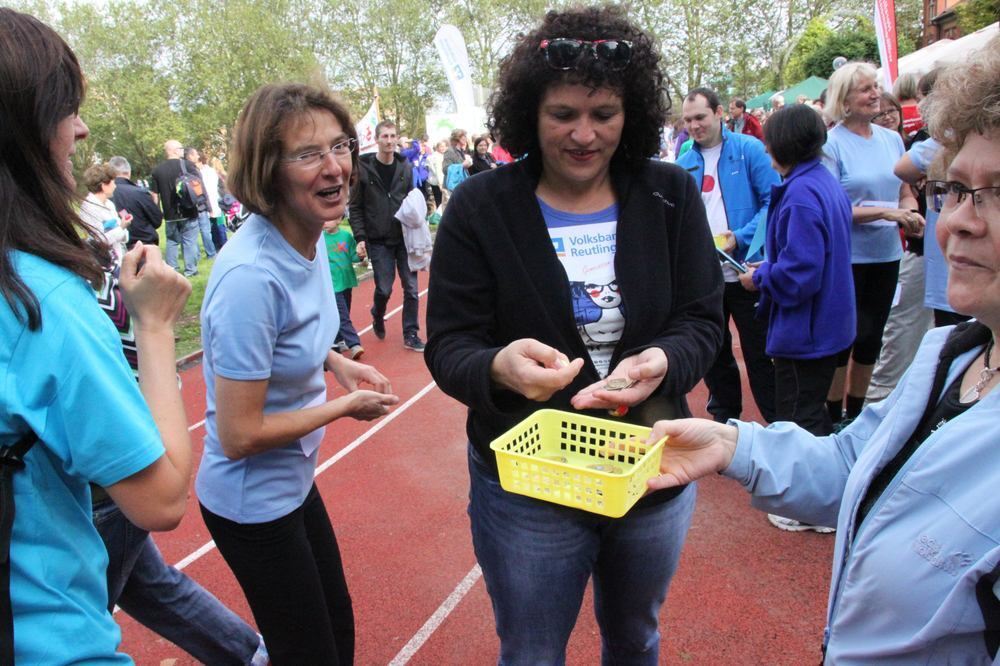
[740,104,855,437]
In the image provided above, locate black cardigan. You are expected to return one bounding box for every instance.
[425,155,724,499]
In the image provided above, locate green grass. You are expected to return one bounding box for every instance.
[158,224,215,361]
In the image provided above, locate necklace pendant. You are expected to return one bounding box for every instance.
[963,367,997,403]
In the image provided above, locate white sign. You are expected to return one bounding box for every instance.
[433,25,476,114]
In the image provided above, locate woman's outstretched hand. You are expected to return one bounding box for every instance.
[490,338,584,401]
[570,347,668,411]
[646,418,740,490]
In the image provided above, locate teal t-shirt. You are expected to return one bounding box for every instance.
[323,227,360,293]
[1,252,164,664]
[822,123,905,264]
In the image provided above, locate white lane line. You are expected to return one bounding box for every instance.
[356,288,429,335]
[188,418,205,432]
[314,381,436,476]
[168,380,438,572]
[388,565,483,666]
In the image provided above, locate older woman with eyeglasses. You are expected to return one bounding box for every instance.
[820,62,924,428]
[425,6,722,663]
[646,38,1000,663]
[196,83,398,664]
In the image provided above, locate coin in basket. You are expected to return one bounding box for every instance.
[586,463,623,474]
[543,455,568,463]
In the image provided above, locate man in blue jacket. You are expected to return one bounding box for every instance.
[677,87,781,423]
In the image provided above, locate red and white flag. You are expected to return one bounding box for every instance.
[355,97,380,155]
[874,0,899,90]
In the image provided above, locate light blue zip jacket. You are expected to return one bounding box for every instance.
[726,324,1000,664]
[675,127,780,262]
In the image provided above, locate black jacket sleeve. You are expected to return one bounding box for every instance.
[424,187,507,415]
[645,170,724,397]
[348,162,368,243]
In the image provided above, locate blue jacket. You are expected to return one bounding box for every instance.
[752,159,855,359]
[726,324,1000,664]
[675,127,780,262]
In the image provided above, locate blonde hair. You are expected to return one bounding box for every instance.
[922,35,1000,168]
[825,62,878,124]
[892,73,919,102]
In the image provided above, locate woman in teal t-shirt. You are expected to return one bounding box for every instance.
[0,9,194,663]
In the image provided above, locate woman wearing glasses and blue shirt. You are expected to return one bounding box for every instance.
[197,83,398,664]
[646,40,1000,663]
[425,7,723,663]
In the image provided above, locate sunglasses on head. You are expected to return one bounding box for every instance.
[538,38,633,71]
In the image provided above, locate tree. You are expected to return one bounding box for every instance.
[56,1,186,176]
[445,0,551,89]
[306,0,450,137]
[171,0,321,159]
[956,0,1000,35]
[801,19,880,78]
[784,16,834,83]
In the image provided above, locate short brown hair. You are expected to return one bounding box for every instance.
[449,128,467,145]
[228,82,358,218]
[82,163,117,193]
[375,119,396,137]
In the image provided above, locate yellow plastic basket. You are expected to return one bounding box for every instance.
[489,409,665,518]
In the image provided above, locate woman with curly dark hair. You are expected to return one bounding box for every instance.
[424,6,723,663]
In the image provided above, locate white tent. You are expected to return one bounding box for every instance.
[887,22,998,78]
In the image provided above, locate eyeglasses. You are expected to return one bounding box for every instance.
[282,138,357,169]
[538,38,633,71]
[926,180,1000,221]
[873,109,900,121]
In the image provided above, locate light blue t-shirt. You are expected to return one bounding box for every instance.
[909,138,952,311]
[197,214,339,523]
[539,198,622,377]
[822,123,905,264]
[2,252,163,664]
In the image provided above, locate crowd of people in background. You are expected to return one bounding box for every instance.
[3,3,1000,664]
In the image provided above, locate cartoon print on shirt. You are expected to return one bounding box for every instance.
[571,279,625,344]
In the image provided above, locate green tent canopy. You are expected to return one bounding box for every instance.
[779,76,828,104]
[745,90,776,110]
[743,76,828,110]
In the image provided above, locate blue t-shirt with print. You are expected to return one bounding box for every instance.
[2,252,164,664]
[822,123,905,264]
[539,198,622,377]
[197,214,339,523]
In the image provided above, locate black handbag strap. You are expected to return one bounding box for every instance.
[0,430,37,666]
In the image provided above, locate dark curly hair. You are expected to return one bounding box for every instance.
[488,5,669,174]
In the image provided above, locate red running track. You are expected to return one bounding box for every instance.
[118,271,833,665]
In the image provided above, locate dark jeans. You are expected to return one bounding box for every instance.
[165,218,200,276]
[468,445,695,665]
[773,354,840,436]
[201,485,354,666]
[211,215,228,252]
[93,499,259,664]
[334,289,361,348]
[368,241,419,337]
[704,282,776,423]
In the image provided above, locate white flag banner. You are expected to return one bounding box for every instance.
[355,98,380,154]
[433,24,476,113]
